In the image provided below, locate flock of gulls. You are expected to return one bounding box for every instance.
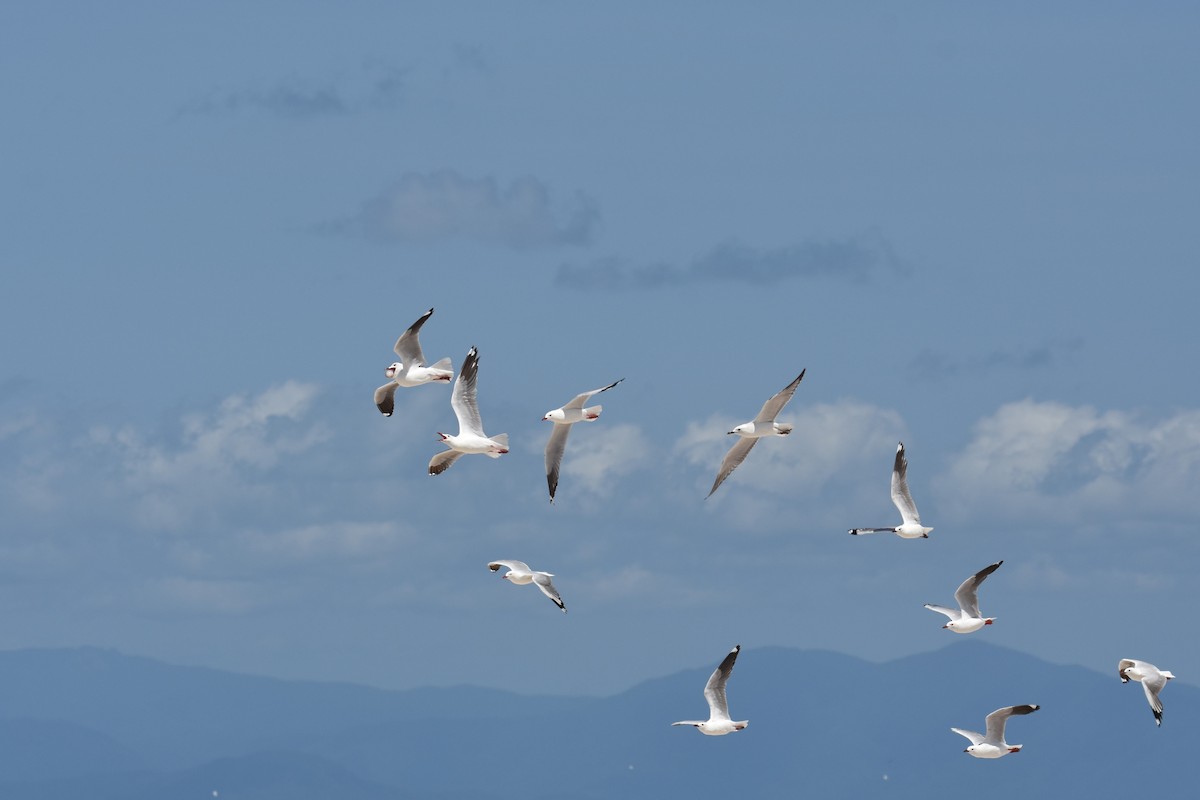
[376,307,1176,756]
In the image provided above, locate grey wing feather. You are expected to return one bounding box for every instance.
[563,378,624,410]
[544,423,573,502]
[533,572,567,612]
[374,382,398,416]
[451,347,484,436]
[950,727,986,746]
[753,370,805,423]
[924,603,960,621]
[394,307,434,366]
[985,704,1038,742]
[954,561,1003,618]
[1142,676,1166,724]
[703,645,740,721]
[428,449,464,476]
[890,442,922,525]
[708,438,758,498]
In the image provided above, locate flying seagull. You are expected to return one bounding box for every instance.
[707,370,805,498]
[849,441,933,538]
[428,347,509,475]
[374,307,454,416]
[924,561,1003,633]
[487,560,566,612]
[1119,659,1175,727]
[952,704,1040,758]
[671,645,749,735]
[542,378,624,502]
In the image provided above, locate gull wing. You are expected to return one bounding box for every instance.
[544,423,573,502]
[451,347,485,436]
[923,603,960,621]
[562,378,624,410]
[752,370,805,423]
[1141,675,1166,725]
[890,442,922,525]
[428,450,464,476]
[393,307,434,366]
[533,572,567,612]
[374,382,399,416]
[1118,658,1139,682]
[488,560,531,574]
[953,561,1003,618]
[984,704,1039,743]
[703,645,741,722]
[707,438,758,498]
[950,727,986,746]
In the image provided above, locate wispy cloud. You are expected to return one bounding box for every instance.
[559,423,653,500]
[179,62,407,119]
[555,232,906,290]
[911,339,1083,380]
[331,170,598,249]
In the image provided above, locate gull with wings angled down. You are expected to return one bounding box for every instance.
[1119,659,1175,727]
[952,704,1040,758]
[542,378,623,502]
[849,442,933,538]
[672,645,749,735]
[374,308,454,416]
[428,347,508,475]
[487,560,567,612]
[707,370,805,498]
[924,561,1003,633]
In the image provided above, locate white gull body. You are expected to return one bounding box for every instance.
[952,704,1040,758]
[487,560,566,612]
[924,561,1003,633]
[672,645,749,735]
[542,378,623,502]
[1119,658,1175,727]
[374,307,453,416]
[707,370,805,498]
[849,441,933,538]
[428,347,509,475]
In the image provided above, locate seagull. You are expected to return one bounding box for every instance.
[924,561,1003,633]
[849,442,933,538]
[487,560,566,612]
[707,370,805,498]
[1119,659,1175,727]
[374,308,454,416]
[672,645,749,735]
[428,347,509,475]
[542,378,624,502]
[952,704,1040,758]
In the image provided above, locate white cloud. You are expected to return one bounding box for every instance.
[343,170,597,248]
[89,381,328,531]
[560,423,653,499]
[937,399,1200,525]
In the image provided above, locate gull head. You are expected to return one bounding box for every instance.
[543,408,564,422]
[728,423,749,435]
[385,362,401,379]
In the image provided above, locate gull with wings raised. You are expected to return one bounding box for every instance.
[428,347,508,475]
[924,561,1003,633]
[849,441,933,538]
[542,378,623,502]
[952,704,1040,758]
[707,371,805,498]
[374,308,453,416]
[671,645,749,735]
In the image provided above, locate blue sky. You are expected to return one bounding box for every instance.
[2,2,1198,695]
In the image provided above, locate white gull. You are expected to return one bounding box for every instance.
[672,645,749,735]
[1119,658,1175,727]
[488,560,566,612]
[924,561,1003,633]
[849,441,933,539]
[374,307,453,416]
[952,704,1040,758]
[707,370,805,498]
[542,378,623,502]
[428,347,508,475]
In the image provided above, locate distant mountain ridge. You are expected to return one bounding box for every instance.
[0,641,1191,799]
